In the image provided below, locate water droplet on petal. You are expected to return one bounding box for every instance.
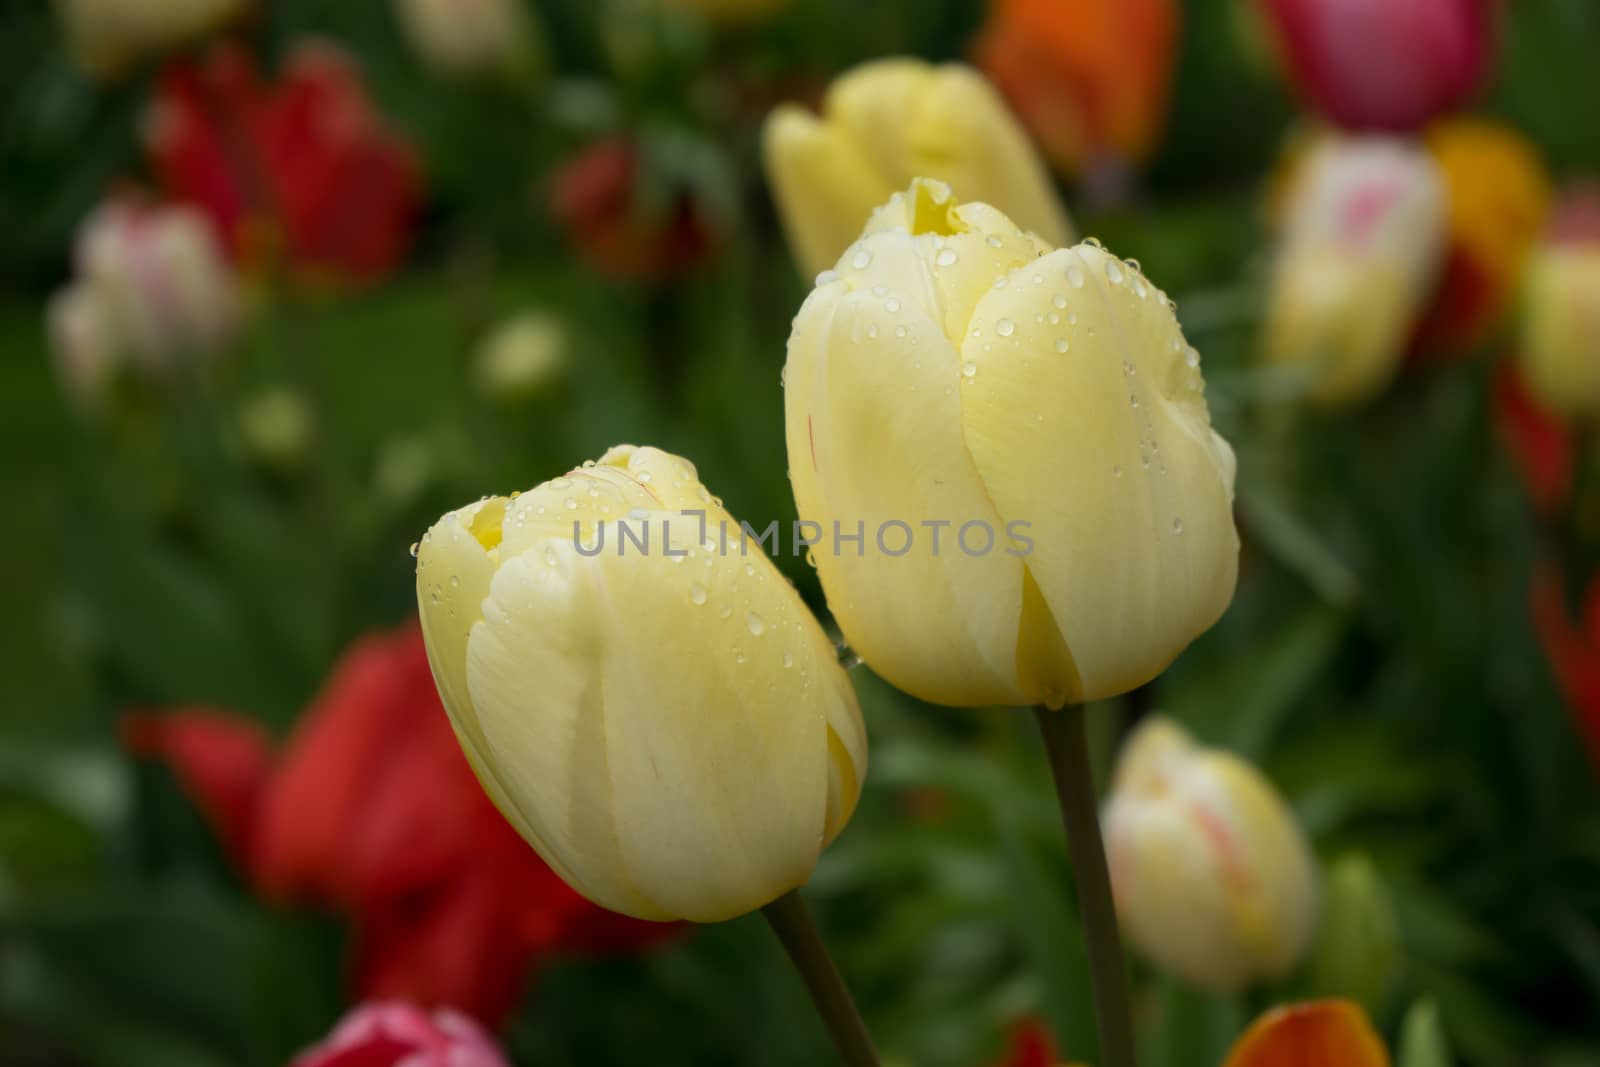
[1105,259,1124,284]
[409,542,419,558]
[935,248,958,268]
[1055,338,1069,354]
[962,362,978,378]
[986,235,1003,248]
[815,270,840,286]
[1172,518,1184,534]
[746,612,766,636]
[851,248,873,270]
[996,318,1015,337]
[884,298,901,313]
[1052,293,1067,309]
[689,582,708,605]
[782,651,794,669]
[1067,266,1085,288]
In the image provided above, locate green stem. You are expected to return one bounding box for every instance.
[762,889,880,1067]
[1035,706,1139,1067]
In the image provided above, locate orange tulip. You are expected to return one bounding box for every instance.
[973,0,1179,176]
[1223,1000,1390,1067]
[1412,118,1552,355]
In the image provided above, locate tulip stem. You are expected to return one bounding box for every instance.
[762,889,880,1067]
[1035,706,1139,1067]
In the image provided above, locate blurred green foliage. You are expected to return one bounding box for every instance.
[2,0,1600,1065]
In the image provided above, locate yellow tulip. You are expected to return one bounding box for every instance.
[1262,135,1446,406]
[764,58,1073,281]
[783,178,1237,709]
[414,445,867,923]
[1103,717,1319,992]
[54,0,246,78]
[1520,244,1600,420]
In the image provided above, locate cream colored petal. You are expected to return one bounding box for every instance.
[958,244,1239,702]
[1522,247,1600,418]
[784,269,1029,706]
[904,64,1072,249]
[823,57,937,182]
[468,516,857,922]
[1105,792,1248,990]
[764,105,894,279]
[1108,715,1195,793]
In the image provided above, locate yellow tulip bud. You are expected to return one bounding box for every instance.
[415,445,867,923]
[394,0,540,81]
[783,179,1237,708]
[1262,135,1446,406]
[764,58,1073,281]
[1520,245,1600,419]
[1103,717,1320,992]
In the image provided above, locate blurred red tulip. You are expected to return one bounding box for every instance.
[1493,366,1575,518]
[1532,568,1600,771]
[973,0,1179,177]
[145,40,420,283]
[124,624,677,1026]
[988,1019,1060,1067]
[290,1001,510,1067]
[1254,0,1496,132]
[548,137,718,282]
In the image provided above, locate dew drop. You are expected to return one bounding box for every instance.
[782,651,794,669]
[734,649,746,664]
[871,284,887,297]
[1055,338,1070,354]
[408,542,419,558]
[688,582,708,606]
[851,248,873,270]
[866,324,879,339]
[1068,266,1085,288]
[719,605,732,619]
[935,248,958,268]
[1112,464,1123,478]
[996,318,1016,337]
[895,325,907,338]
[986,235,1003,248]
[815,269,840,286]
[962,361,978,378]
[1047,312,1061,325]
[746,612,766,636]
[449,575,460,589]
[1185,346,1201,368]
[564,498,578,510]
[638,470,653,483]
[1105,259,1125,284]
[884,298,901,313]
[1172,518,1184,534]
[1052,293,1067,309]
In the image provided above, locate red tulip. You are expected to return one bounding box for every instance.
[1254,0,1497,132]
[988,1019,1061,1067]
[290,1001,510,1067]
[547,137,718,282]
[145,40,420,283]
[1533,568,1600,772]
[124,624,677,1026]
[1492,366,1574,518]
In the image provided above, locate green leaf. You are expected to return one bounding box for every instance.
[1399,1000,1454,1067]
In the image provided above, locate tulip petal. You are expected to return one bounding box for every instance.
[764,105,892,279]
[1223,1000,1390,1067]
[785,267,1030,706]
[958,243,1237,701]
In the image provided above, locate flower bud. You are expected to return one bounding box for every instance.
[415,445,867,922]
[237,387,313,472]
[472,310,568,402]
[1262,135,1445,406]
[46,198,240,405]
[393,0,540,81]
[1253,0,1495,132]
[1519,185,1600,419]
[1103,717,1319,991]
[764,59,1072,280]
[1305,853,1400,1013]
[54,0,246,79]
[1223,1000,1389,1067]
[784,179,1236,708]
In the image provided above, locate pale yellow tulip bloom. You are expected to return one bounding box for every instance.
[1262,135,1446,406]
[415,445,867,923]
[1520,245,1600,419]
[764,58,1073,280]
[783,179,1236,708]
[54,0,245,78]
[1103,717,1320,992]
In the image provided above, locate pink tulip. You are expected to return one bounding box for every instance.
[290,1002,511,1067]
[1255,0,1496,131]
